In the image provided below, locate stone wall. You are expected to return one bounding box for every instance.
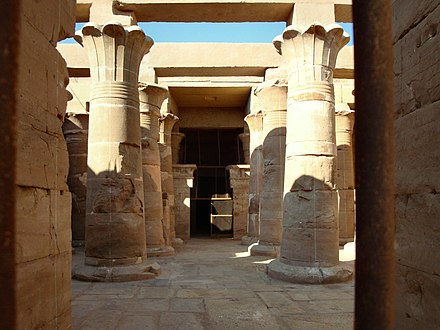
[393,1,440,328]
[13,0,75,328]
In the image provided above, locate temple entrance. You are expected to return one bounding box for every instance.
[180,128,244,237]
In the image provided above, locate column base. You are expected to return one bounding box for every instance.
[250,242,279,257]
[241,235,259,246]
[172,237,184,247]
[72,260,161,282]
[267,259,353,284]
[147,246,175,257]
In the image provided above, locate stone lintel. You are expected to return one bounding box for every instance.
[89,0,137,25]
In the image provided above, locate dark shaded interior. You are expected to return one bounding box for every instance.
[181,128,244,237]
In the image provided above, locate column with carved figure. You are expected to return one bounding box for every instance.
[73,23,160,281]
[268,24,353,283]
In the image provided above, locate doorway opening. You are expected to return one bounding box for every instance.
[181,128,244,237]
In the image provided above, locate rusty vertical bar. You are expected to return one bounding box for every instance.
[0,0,20,328]
[353,1,395,329]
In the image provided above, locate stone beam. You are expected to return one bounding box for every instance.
[58,43,354,79]
[76,1,352,23]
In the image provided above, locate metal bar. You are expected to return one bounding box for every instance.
[0,0,20,328]
[353,1,395,329]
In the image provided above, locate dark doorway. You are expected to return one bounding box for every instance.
[181,128,244,237]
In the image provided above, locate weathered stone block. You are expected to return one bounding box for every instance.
[16,251,71,329]
[262,164,284,193]
[141,137,161,166]
[395,263,440,329]
[15,187,72,263]
[285,156,335,192]
[86,213,146,261]
[259,191,283,220]
[280,227,339,267]
[395,193,440,275]
[394,3,440,118]
[259,219,282,244]
[143,165,162,192]
[263,135,286,165]
[283,190,338,230]
[144,192,164,219]
[16,123,69,191]
[395,102,440,194]
[24,0,75,43]
[86,177,144,214]
[286,100,335,153]
[87,142,143,178]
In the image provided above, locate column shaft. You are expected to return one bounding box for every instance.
[241,113,263,245]
[63,113,89,244]
[139,83,174,257]
[335,105,355,244]
[238,132,250,164]
[251,84,287,257]
[268,24,353,284]
[73,22,160,281]
[159,113,181,246]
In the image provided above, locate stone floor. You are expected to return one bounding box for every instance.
[72,238,355,329]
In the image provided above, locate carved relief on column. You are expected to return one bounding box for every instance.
[73,23,159,281]
[335,103,355,245]
[63,113,89,244]
[171,132,185,164]
[173,164,197,240]
[240,112,263,245]
[268,24,353,283]
[139,83,174,257]
[250,83,287,257]
[227,165,250,239]
[159,113,182,246]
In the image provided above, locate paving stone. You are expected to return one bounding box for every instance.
[115,315,158,330]
[257,292,294,308]
[137,286,175,299]
[170,298,205,312]
[159,312,204,330]
[72,238,354,329]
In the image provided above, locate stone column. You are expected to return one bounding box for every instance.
[73,23,159,281]
[173,164,197,240]
[268,24,352,283]
[171,132,185,164]
[159,113,182,246]
[239,132,250,164]
[251,83,287,257]
[139,83,175,257]
[335,103,355,245]
[63,113,89,245]
[227,165,250,239]
[241,112,263,245]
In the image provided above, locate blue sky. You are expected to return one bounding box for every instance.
[62,22,353,45]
